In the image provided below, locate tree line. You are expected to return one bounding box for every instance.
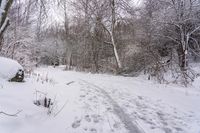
[1,0,200,85]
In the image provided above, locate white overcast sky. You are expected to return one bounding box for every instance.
[44,0,143,28]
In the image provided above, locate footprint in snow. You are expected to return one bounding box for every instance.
[72,120,81,128]
[91,114,102,123]
[113,122,121,129]
[90,128,97,133]
[80,95,86,98]
[85,115,92,122]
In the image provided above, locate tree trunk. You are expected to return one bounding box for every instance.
[178,26,188,72]
[111,33,122,69]
[0,35,3,51]
[110,0,122,69]
[0,0,13,52]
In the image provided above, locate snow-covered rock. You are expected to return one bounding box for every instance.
[0,57,24,81]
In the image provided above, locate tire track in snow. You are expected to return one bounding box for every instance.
[80,80,144,133]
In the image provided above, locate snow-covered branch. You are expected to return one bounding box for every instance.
[189,25,200,36]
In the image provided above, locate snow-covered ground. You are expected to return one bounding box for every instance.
[0,66,200,133]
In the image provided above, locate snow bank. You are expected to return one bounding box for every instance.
[0,57,23,80]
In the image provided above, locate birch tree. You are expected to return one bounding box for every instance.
[101,0,122,70]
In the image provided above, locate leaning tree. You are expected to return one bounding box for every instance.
[0,0,13,51]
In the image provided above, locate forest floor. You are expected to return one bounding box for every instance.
[0,66,200,133]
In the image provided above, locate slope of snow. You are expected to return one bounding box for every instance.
[0,57,24,80]
[0,66,200,133]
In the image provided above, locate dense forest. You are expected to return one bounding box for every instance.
[1,0,200,85]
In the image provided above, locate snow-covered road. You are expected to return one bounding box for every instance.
[0,66,200,133]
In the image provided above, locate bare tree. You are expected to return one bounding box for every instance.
[0,0,13,51]
[160,0,200,83]
[100,0,122,70]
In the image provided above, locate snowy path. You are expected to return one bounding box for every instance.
[80,80,143,133]
[0,66,200,133]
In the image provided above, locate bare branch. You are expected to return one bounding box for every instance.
[189,25,200,35]
[0,110,22,117]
